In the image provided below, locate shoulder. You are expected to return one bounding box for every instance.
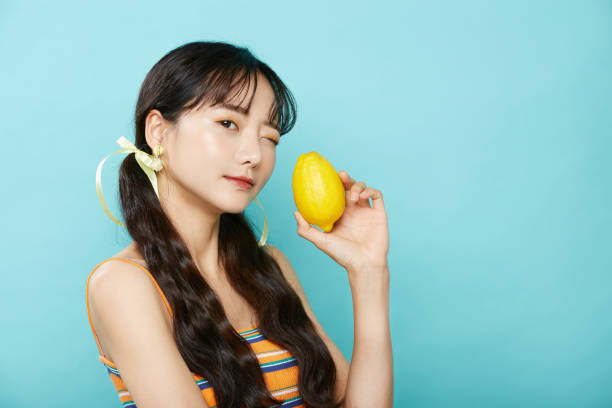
[86,258,210,406]
[88,258,162,309]
[263,244,300,288]
[87,258,172,357]
[262,244,319,330]
[263,244,309,319]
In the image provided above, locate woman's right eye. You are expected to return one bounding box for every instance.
[218,120,238,130]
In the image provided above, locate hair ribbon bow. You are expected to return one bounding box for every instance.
[95,136,162,227]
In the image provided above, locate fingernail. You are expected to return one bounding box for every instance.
[351,192,358,201]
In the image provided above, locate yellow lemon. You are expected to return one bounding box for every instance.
[292,151,345,232]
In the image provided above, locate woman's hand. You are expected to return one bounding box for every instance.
[294,169,389,272]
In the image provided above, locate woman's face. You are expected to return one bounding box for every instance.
[153,72,281,214]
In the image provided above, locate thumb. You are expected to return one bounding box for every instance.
[294,211,328,248]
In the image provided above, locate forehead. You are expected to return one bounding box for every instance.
[219,71,276,112]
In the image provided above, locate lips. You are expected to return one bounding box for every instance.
[224,176,254,189]
[225,176,254,185]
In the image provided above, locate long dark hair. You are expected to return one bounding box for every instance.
[118,41,343,408]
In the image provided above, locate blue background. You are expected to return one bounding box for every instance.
[1,1,611,406]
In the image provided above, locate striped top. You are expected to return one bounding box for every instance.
[86,257,304,408]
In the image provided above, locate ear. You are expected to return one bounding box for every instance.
[144,109,170,151]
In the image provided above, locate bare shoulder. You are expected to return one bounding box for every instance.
[88,257,160,316]
[263,244,350,402]
[87,258,172,357]
[88,242,164,340]
[263,244,299,286]
[87,258,210,407]
[264,244,310,302]
[262,244,314,318]
[263,244,326,315]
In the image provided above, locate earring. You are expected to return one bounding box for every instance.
[153,144,164,159]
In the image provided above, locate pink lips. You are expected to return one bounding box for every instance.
[224,176,253,189]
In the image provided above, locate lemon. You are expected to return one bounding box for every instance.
[292,151,345,232]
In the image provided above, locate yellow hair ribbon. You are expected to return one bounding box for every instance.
[95,136,162,227]
[253,196,268,247]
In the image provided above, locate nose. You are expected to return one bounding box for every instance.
[234,131,262,167]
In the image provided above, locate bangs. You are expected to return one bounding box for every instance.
[183,64,296,136]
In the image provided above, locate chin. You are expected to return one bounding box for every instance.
[220,200,251,215]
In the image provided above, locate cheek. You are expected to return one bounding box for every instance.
[266,147,277,167]
[258,151,276,184]
[170,134,220,180]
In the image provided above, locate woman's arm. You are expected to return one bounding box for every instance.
[343,263,392,407]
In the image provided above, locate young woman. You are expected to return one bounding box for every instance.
[86,41,392,408]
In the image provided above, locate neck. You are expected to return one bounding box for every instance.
[157,172,225,282]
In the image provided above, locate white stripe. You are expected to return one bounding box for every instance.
[256,349,288,359]
[271,386,298,397]
[118,391,131,397]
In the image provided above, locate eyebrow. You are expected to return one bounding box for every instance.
[216,103,280,133]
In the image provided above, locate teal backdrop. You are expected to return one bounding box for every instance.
[1,0,610,406]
